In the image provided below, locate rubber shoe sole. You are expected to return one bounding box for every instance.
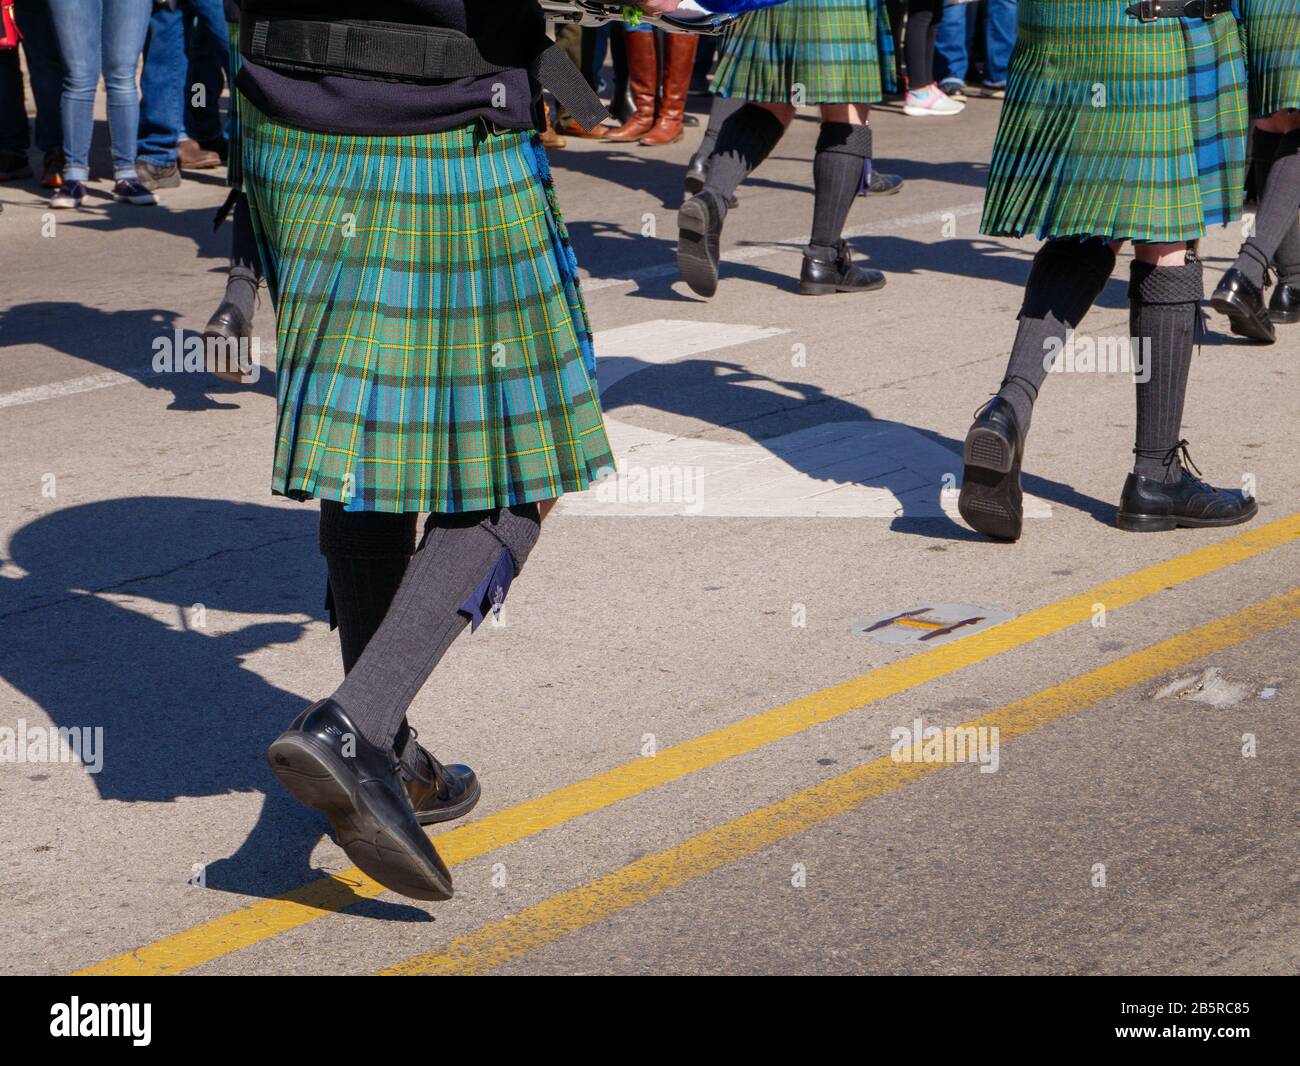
[677,196,720,298]
[267,732,453,901]
[1116,497,1258,533]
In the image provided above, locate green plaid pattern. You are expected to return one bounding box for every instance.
[238,101,614,514]
[982,2,1249,243]
[711,0,887,105]
[1239,0,1300,116]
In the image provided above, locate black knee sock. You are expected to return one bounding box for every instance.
[225,193,262,320]
[691,95,745,170]
[1235,129,1300,288]
[809,123,872,252]
[703,103,786,202]
[332,504,542,753]
[996,239,1117,435]
[1131,254,1203,481]
[319,501,418,673]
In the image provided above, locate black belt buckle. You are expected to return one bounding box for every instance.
[1137,0,1158,22]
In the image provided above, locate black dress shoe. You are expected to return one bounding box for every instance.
[267,700,454,901]
[1117,445,1258,532]
[1211,268,1276,343]
[958,396,1025,542]
[1269,280,1300,324]
[203,298,253,376]
[799,240,886,295]
[682,160,738,208]
[401,741,481,826]
[677,188,727,298]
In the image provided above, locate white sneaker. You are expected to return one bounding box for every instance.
[903,85,966,117]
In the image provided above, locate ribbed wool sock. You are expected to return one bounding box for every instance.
[703,103,786,202]
[809,123,872,251]
[1131,254,1203,482]
[995,238,1117,435]
[332,505,541,753]
[690,94,745,172]
[225,193,263,321]
[1236,129,1300,288]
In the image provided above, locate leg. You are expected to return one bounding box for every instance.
[1213,114,1300,339]
[933,0,970,91]
[957,238,1117,541]
[204,192,264,376]
[902,0,965,117]
[135,0,185,171]
[800,103,886,295]
[0,47,31,169]
[1119,242,1257,531]
[183,0,231,149]
[684,94,745,198]
[982,0,1017,89]
[47,0,102,185]
[101,0,153,181]
[676,100,790,297]
[641,31,698,147]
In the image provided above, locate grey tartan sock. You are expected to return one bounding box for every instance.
[1131,255,1202,482]
[332,505,541,752]
[996,238,1117,436]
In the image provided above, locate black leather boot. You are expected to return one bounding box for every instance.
[267,700,454,901]
[799,239,885,295]
[677,188,728,298]
[1269,280,1300,324]
[1117,442,1258,532]
[1211,267,1277,343]
[958,395,1025,541]
[397,728,481,826]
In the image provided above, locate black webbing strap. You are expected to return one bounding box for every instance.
[240,17,610,131]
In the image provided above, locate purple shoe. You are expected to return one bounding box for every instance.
[112,178,158,205]
[50,179,86,209]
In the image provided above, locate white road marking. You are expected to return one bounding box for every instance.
[562,317,1052,520]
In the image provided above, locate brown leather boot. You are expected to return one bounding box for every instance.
[178,138,222,170]
[539,106,568,150]
[641,33,699,147]
[604,31,658,142]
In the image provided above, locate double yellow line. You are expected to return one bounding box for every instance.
[77,514,1300,976]
[383,585,1300,975]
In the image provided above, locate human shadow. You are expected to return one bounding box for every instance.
[0,301,275,410]
[599,357,1115,535]
[0,495,425,919]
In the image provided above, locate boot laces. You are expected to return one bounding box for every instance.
[1135,439,1206,487]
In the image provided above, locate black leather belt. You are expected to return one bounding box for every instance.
[239,16,610,131]
[1125,0,1232,20]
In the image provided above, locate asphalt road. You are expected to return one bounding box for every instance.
[1,90,1297,976]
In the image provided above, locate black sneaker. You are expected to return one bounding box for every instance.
[799,239,886,295]
[112,178,159,205]
[1211,267,1276,343]
[49,179,86,209]
[1117,443,1258,532]
[267,700,454,901]
[135,159,181,191]
[958,395,1025,541]
[677,188,728,298]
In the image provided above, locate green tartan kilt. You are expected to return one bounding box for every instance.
[1239,0,1300,116]
[711,0,886,105]
[981,2,1249,243]
[237,99,614,514]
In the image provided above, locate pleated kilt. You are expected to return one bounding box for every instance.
[711,0,891,105]
[981,2,1249,243]
[237,99,614,514]
[1239,0,1300,116]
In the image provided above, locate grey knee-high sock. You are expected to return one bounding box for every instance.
[332,504,542,753]
[996,239,1117,435]
[319,503,423,775]
[1235,129,1300,288]
[225,193,263,321]
[703,103,786,202]
[1131,254,1203,482]
[690,95,745,171]
[809,123,872,251]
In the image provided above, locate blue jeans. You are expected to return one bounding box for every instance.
[935,0,1017,87]
[0,0,65,155]
[137,0,228,165]
[49,0,152,181]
